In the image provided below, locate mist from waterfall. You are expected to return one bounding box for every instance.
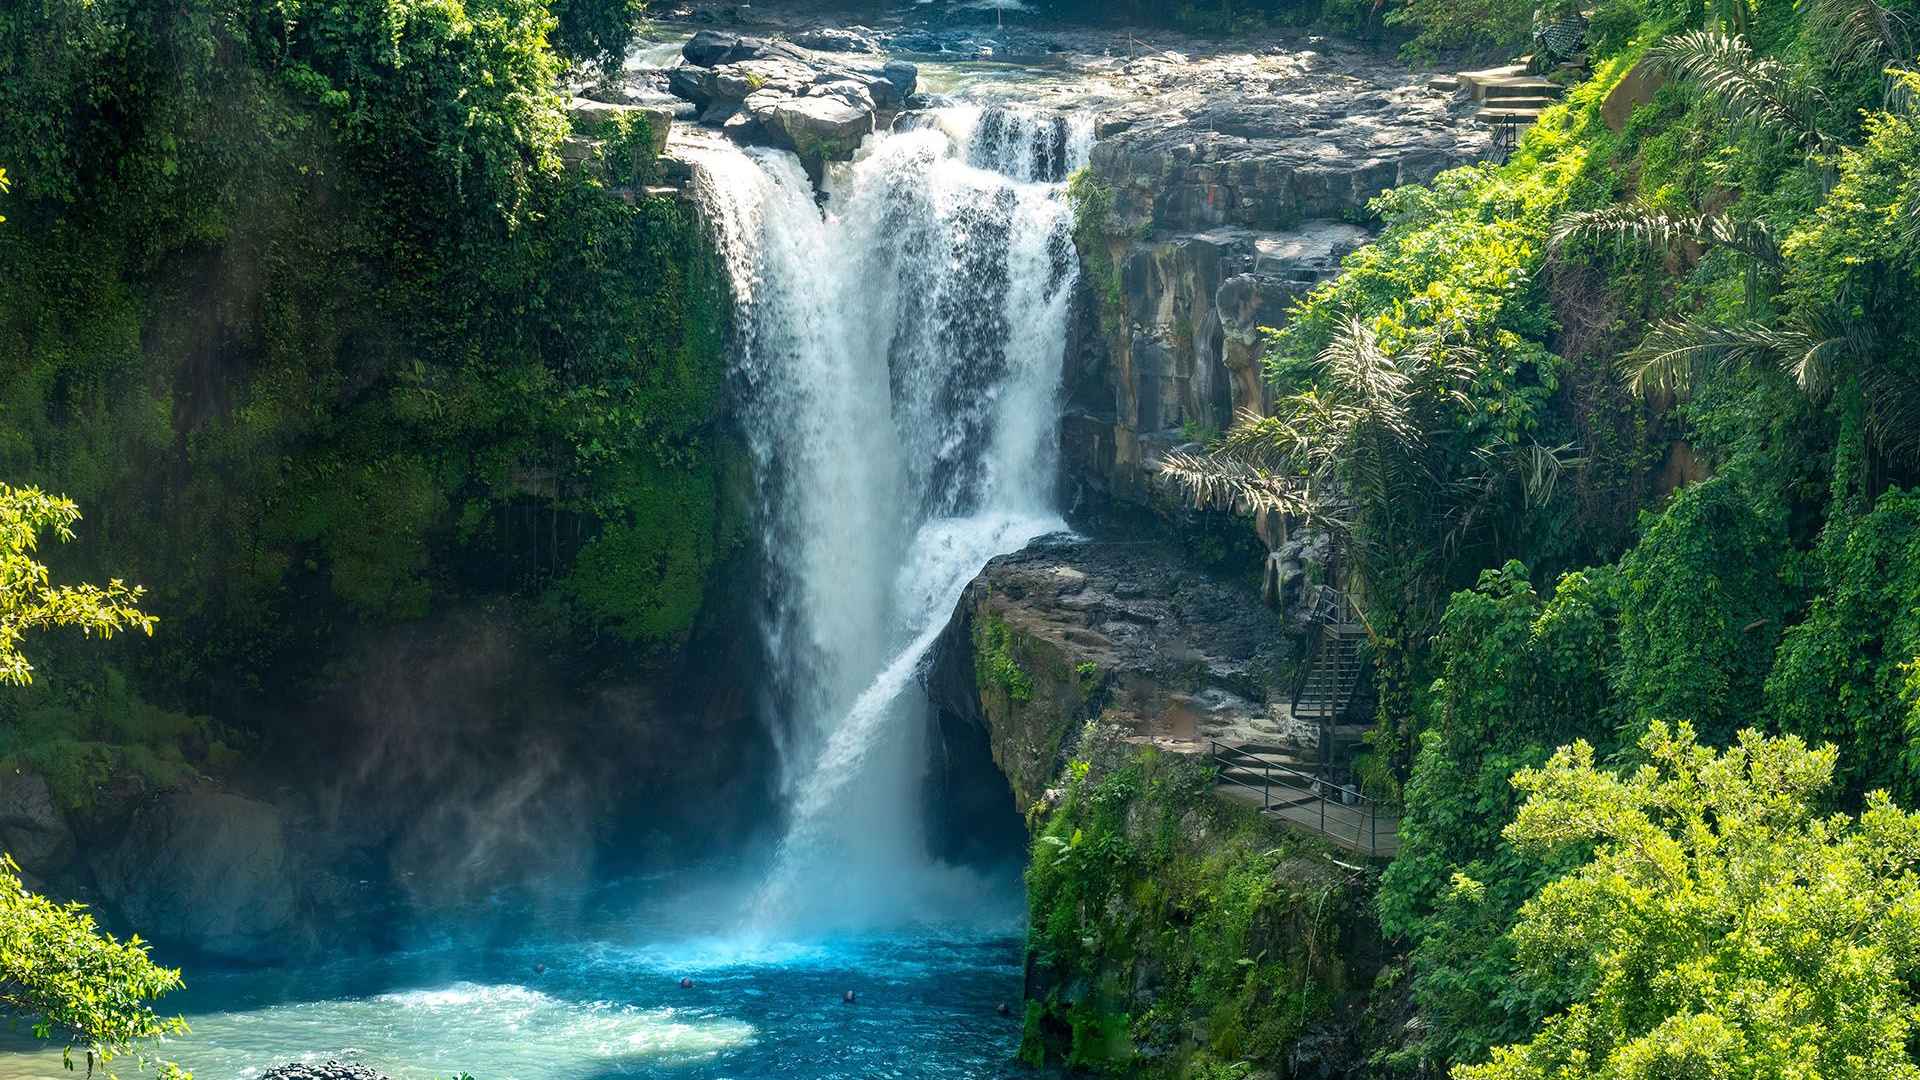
[686,104,1090,934]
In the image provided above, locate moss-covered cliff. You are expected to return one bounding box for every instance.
[0,0,748,794]
[0,0,771,943]
[935,535,1376,1075]
[1021,729,1379,1077]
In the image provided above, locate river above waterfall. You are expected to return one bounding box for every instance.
[0,872,1030,1079]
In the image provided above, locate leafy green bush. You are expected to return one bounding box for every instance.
[974,616,1034,704]
[1768,490,1920,801]
[0,855,187,1079]
[1612,475,1795,744]
[1377,562,1619,1067]
[1459,724,1920,1080]
[1024,736,1352,1075]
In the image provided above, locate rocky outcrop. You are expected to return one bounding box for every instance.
[926,534,1309,813]
[654,29,918,172]
[562,97,674,187]
[1066,44,1491,506]
[1065,220,1372,503]
[91,790,304,960]
[0,771,73,873]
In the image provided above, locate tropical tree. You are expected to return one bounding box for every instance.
[1547,67,1920,483]
[1160,317,1576,783]
[1159,316,1573,624]
[0,484,155,686]
[1456,723,1920,1080]
[1646,30,1835,150]
[0,856,189,1079]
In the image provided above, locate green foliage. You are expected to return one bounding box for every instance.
[0,485,153,686]
[1066,170,1126,335]
[1768,490,1920,801]
[1458,723,1920,1080]
[1022,735,1354,1075]
[0,854,188,1079]
[548,0,645,65]
[563,462,731,643]
[1377,562,1620,1067]
[1384,0,1540,58]
[974,615,1034,704]
[0,665,219,811]
[1612,475,1794,743]
[0,0,736,753]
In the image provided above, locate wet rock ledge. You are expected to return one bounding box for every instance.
[926,533,1310,812]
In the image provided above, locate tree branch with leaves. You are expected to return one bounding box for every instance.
[0,484,155,686]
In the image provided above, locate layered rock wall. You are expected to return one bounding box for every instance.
[1065,46,1489,506]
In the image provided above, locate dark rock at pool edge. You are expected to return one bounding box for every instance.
[259,1063,392,1080]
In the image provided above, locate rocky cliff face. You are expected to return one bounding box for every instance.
[926,534,1310,814]
[925,535,1385,1074]
[1063,44,1489,506]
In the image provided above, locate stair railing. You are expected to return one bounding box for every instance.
[1209,739,1385,856]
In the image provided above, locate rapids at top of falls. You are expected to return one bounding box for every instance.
[680,100,1092,935]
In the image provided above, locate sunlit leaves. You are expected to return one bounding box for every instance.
[0,855,188,1079]
[1459,724,1920,1080]
[0,484,155,686]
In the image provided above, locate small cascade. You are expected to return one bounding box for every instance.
[685,105,1093,932]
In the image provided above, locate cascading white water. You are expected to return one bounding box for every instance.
[686,103,1091,933]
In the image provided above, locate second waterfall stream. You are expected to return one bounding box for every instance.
[687,104,1093,933]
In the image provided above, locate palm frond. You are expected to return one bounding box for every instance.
[1649,30,1832,150]
[1549,203,1782,268]
[1862,363,1920,468]
[1155,448,1313,517]
[1549,203,1704,258]
[1622,317,1803,395]
[1801,0,1912,67]
[1704,216,1784,267]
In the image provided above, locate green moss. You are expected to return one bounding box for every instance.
[1067,170,1128,335]
[974,615,1035,703]
[0,2,738,772]
[0,664,224,811]
[1022,731,1360,1075]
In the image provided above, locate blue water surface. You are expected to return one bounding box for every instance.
[0,873,1031,1080]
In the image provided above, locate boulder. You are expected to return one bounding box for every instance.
[881,60,920,103]
[712,58,814,101]
[926,535,1306,810]
[683,29,767,67]
[567,98,673,158]
[0,770,73,870]
[91,791,300,960]
[1602,56,1666,133]
[790,27,882,54]
[669,65,717,106]
[810,79,877,113]
[760,95,874,164]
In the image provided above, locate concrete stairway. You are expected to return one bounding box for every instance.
[1451,63,1569,156]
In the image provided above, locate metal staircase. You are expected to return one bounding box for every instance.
[1290,586,1367,766]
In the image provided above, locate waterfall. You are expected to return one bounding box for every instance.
[685,105,1090,932]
